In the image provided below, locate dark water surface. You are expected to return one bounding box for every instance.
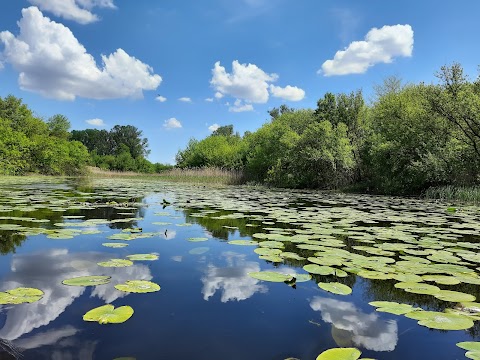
[0,177,478,359]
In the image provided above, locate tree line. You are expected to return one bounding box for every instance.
[176,63,480,195]
[0,95,171,175]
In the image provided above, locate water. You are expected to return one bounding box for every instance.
[0,177,478,359]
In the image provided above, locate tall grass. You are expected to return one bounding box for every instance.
[86,166,245,185]
[424,185,480,204]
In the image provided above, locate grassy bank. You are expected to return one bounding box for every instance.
[87,167,245,185]
[423,185,480,204]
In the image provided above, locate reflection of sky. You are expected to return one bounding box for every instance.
[309,297,398,352]
[0,248,152,341]
[201,252,267,302]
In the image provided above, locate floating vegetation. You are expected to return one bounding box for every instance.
[228,240,258,246]
[248,271,293,283]
[62,276,111,286]
[405,310,474,330]
[83,304,134,324]
[97,259,134,267]
[0,287,44,304]
[189,247,209,255]
[114,280,160,293]
[316,347,361,360]
[126,254,159,261]
[187,237,209,242]
[317,282,352,295]
[102,243,129,248]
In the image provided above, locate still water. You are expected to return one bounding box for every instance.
[0,177,479,359]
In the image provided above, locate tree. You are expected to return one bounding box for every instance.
[211,125,234,137]
[110,125,149,158]
[47,114,71,139]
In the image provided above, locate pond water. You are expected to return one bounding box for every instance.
[0,177,479,359]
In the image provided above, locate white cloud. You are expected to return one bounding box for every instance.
[0,7,162,100]
[214,91,224,99]
[201,252,267,302]
[310,297,398,352]
[211,60,278,103]
[229,99,254,112]
[269,84,305,101]
[85,118,105,126]
[178,97,192,103]
[205,98,214,102]
[27,0,115,24]
[208,123,220,132]
[320,24,414,76]
[163,117,182,129]
[155,95,167,102]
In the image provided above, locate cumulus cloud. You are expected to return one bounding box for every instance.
[201,252,267,302]
[208,123,220,132]
[163,118,182,129]
[214,92,224,99]
[269,84,305,101]
[155,95,167,102]
[205,98,214,102]
[0,7,162,100]
[178,97,192,103]
[320,24,414,76]
[229,99,254,112]
[211,60,278,103]
[85,118,105,126]
[27,0,116,24]
[309,297,398,352]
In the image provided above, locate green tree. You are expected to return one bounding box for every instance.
[47,114,71,139]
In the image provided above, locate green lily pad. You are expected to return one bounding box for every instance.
[187,237,209,242]
[465,351,480,360]
[369,301,415,315]
[254,248,282,256]
[394,282,441,295]
[102,243,129,248]
[248,271,293,282]
[228,240,258,246]
[126,254,159,261]
[303,264,335,276]
[405,310,474,330]
[0,287,44,304]
[316,347,361,360]
[97,259,133,267]
[62,276,111,286]
[457,342,480,351]
[83,304,134,324]
[318,282,352,295]
[115,280,160,293]
[434,290,476,302]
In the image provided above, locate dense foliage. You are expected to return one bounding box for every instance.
[0,95,171,175]
[176,63,480,195]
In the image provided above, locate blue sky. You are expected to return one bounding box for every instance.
[1,0,479,164]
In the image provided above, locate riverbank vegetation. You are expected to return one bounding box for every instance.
[176,63,480,197]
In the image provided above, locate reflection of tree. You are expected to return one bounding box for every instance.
[0,231,26,255]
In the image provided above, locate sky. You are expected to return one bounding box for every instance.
[0,0,479,164]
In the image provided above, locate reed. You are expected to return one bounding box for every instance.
[424,185,480,203]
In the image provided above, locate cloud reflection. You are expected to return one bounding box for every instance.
[309,297,398,352]
[201,252,267,302]
[0,248,152,341]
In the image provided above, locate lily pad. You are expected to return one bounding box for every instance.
[97,259,133,267]
[0,287,44,304]
[126,254,159,261]
[62,276,111,286]
[228,240,258,246]
[405,310,474,330]
[189,247,209,255]
[83,304,134,324]
[115,280,160,293]
[434,290,476,302]
[187,237,209,242]
[316,347,361,360]
[318,282,352,295]
[369,301,415,315]
[248,271,293,282]
[102,243,129,248]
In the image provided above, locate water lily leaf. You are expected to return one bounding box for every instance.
[83,304,133,324]
[316,347,361,360]
[259,255,283,263]
[126,254,159,261]
[62,276,111,286]
[248,271,293,282]
[254,248,282,256]
[303,264,335,276]
[115,280,160,293]
[369,301,414,315]
[228,240,258,246]
[0,287,44,304]
[318,282,352,295]
[434,290,476,302]
[394,282,440,295]
[457,342,480,351]
[259,241,285,249]
[357,270,392,280]
[405,310,474,330]
[465,351,480,360]
[187,237,209,242]
[189,247,209,255]
[97,259,133,267]
[102,243,129,248]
